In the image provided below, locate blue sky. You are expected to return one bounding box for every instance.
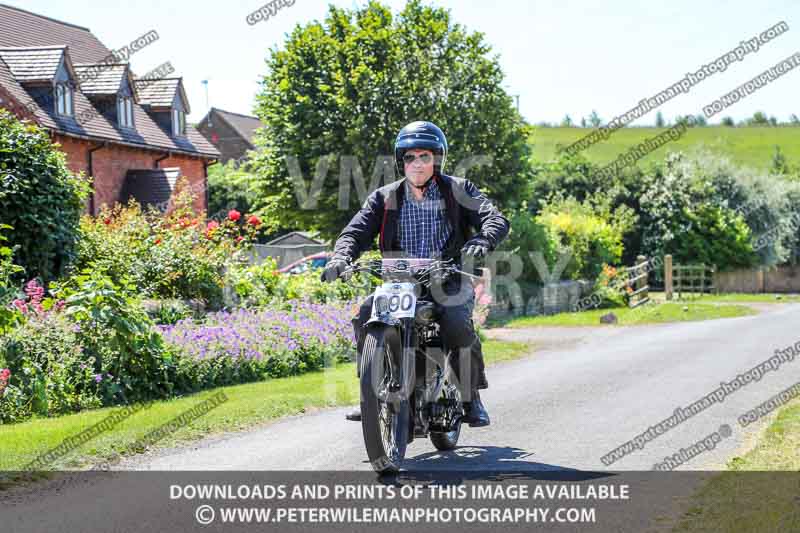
[5,0,799,125]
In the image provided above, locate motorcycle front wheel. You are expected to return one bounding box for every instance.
[359,325,411,474]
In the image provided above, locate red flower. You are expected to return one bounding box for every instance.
[235,236,244,243]
[247,215,262,227]
[228,210,241,222]
[154,238,162,245]
[103,217,111,225]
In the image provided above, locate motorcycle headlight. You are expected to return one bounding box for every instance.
[375,295,390,314]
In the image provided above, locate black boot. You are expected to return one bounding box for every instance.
[345,408,362,421]
[462,391,490,427]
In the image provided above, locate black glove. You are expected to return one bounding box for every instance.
[320,256,350,283]
[461,237,490,259]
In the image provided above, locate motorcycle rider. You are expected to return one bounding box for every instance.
[321,121,509,427]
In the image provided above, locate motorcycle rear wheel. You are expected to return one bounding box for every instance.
[360,326,411,474]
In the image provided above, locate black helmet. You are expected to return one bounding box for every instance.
[394,121,448,177]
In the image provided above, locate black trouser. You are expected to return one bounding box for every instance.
[352,277,488,401]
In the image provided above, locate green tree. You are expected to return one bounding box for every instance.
[749,111,769,126]
[207,160,259,225]
[655,111,665,128]
[0,109,91,284]
[790,114,799,125]
[561,114,573,127]
[589,110,602,127]
[249,0,531,241]
[721,116,735,127]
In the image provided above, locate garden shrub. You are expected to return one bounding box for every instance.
[638,152,758,271]
[51,269,177,404]
[0,109,91,284]
[73,182,263,309]
[536,193,635,281]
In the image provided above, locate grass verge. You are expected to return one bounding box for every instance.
[500,302,755,328]
[671,399,800,532]
[0,339,531,473]
[649,291,800,304]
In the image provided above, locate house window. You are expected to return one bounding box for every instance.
[172,108,186,136]
[55,83,73,117]
[117,96,134,128]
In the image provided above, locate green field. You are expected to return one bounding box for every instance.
[528,126,800,171]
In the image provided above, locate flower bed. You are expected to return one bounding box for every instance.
[157,301,358,389]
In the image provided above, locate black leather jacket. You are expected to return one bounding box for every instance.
[332,173,510,262]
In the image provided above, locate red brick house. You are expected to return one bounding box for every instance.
[0,4,220,216]
[196,107,264,165]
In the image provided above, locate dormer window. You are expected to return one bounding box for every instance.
[117,96,134,129]
[172,108,186,136]
[55,82,73,117]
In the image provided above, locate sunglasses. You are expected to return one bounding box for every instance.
[403,152,433,165]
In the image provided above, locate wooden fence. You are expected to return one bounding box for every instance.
[664,255,717,300]
[623,255,653,308]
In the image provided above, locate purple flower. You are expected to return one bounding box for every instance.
[94,374,103,383]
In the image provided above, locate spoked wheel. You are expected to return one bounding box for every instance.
[360,326,411,474]
[430,382,463,451]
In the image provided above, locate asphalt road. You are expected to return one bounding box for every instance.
[114,302,800,472]
[4,304,799,532]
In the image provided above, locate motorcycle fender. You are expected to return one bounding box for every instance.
[364,315,399,327]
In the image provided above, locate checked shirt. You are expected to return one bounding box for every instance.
[398,178,452,258]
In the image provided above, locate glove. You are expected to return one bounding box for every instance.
[461,237,490,259]
[320,256,350,283]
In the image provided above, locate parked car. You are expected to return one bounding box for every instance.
[277,252,333,274]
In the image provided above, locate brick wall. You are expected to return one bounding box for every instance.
[52,134,208,217]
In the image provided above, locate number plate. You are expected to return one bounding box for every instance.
[371,282,417,320]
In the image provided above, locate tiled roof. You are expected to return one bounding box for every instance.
[0,5,218,159]
[212,108,264,146]
[1,57,218,157]
[134,77,181,108]
[0,4,112,64]
[0,54,34,113]
[74,63,127,95]
[0,46,66,82]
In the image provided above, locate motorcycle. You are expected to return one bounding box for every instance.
[341,257,480,474]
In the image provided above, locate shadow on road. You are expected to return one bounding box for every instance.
[370,445,615,483]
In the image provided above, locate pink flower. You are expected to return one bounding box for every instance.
[12,299,28,314]
[205,220,221,239]
[0,368,10,380]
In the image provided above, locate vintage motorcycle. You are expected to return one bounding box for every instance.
[341,258,480,474]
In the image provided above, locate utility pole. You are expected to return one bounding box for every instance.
[201,79,211,126]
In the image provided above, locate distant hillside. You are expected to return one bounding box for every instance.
[528,126,800,171]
